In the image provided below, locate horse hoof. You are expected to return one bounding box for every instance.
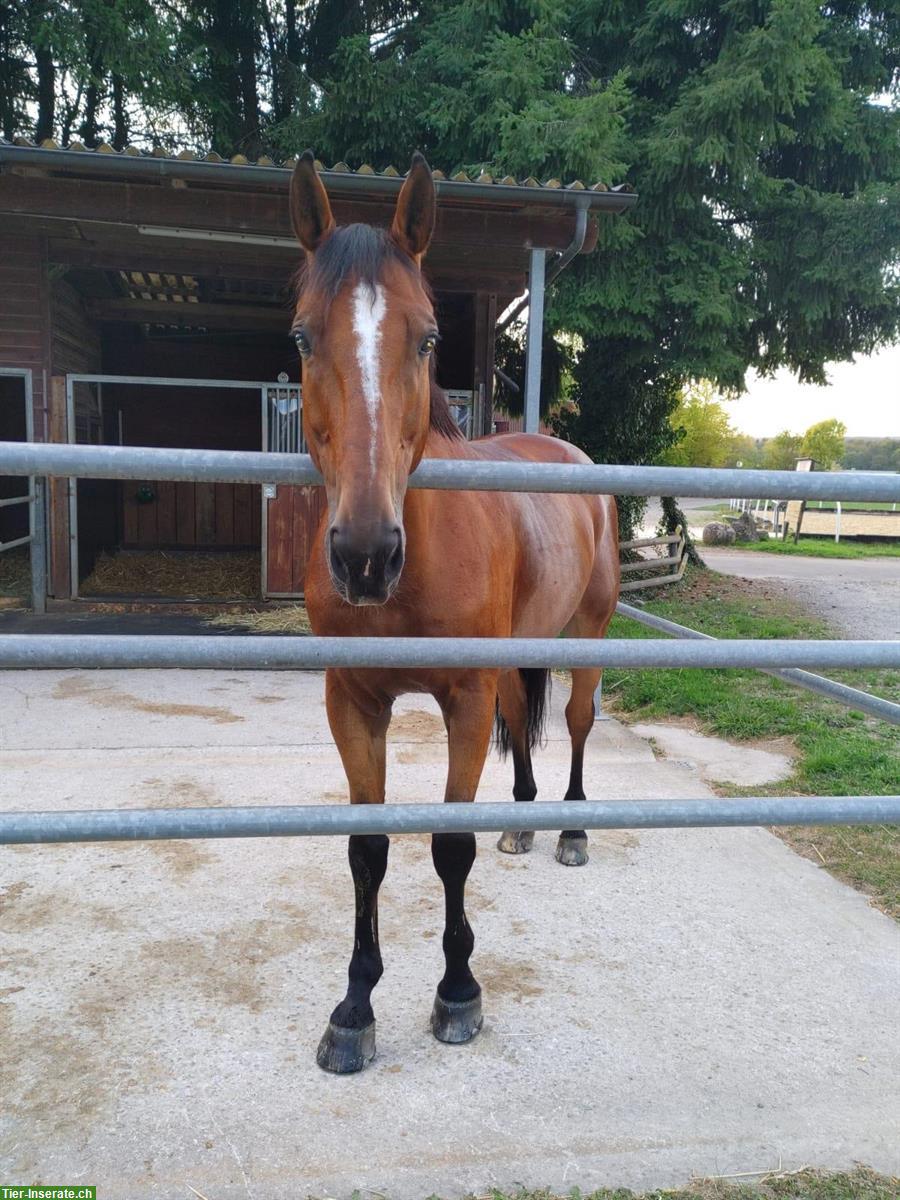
[556,834,589,866]
[316,1020,376,1073]
[497,830,534,854]
[431,990,483,1044]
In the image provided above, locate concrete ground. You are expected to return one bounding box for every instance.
[1,668,898,1200]
[702,549,900,639]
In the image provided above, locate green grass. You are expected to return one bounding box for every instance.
[715,538,900,559]
[481,1168,898,1200]
[606,568,899,915]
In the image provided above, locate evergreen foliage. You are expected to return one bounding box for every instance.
[2,1,898,535]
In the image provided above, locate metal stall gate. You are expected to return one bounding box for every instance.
[0,440,897,843]
[65,373,313,600]
[0,368,45,612]
[65,375,475,600]
[262,376,319,597]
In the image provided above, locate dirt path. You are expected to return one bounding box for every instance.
[702,549,900,639]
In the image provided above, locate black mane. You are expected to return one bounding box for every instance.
[294,223,463,442]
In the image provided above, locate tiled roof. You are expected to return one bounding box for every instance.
[4,136,623,194]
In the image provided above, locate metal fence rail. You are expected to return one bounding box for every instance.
[615,602,900,725]
[2,440,899,501]
[0,434,897,845]
[1,633,897,671]
[2,796,899,846]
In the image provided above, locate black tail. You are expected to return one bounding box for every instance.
[493,668,552,760]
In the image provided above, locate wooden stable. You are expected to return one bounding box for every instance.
[0,139,633,601]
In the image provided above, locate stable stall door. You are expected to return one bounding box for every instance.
[263,382,326,597]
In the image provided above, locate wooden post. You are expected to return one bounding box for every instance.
[47,375,71,598]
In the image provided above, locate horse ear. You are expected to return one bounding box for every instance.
[290,150,335,252]
[391,152,435,261]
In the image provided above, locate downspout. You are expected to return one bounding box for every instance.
[501,203,590,434]
[497,202,590,336]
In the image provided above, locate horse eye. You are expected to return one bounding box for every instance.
[293,329,311,357]
[419,333,438,356]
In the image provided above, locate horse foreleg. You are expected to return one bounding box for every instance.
[496,669,538,855]
[316,671,391,1074]
[431,677,495,1045]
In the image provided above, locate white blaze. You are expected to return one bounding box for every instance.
[351,282,387,476]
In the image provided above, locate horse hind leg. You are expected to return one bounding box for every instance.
[556,665,601,866]
[496,668,540,855]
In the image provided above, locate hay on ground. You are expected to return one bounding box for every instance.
[80,550,261,599]
[207,604,311,634]
[0,546,30,597]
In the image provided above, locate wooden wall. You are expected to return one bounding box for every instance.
[122,480,260,550]
[265,486,326,595]
[52,277,101,376]
[100,376,263,552]
[0,234,48,437]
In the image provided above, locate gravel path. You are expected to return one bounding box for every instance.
[702,550,900,639]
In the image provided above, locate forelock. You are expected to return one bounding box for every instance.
[294,224,418,307]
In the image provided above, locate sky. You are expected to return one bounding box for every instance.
[724,343,900,439]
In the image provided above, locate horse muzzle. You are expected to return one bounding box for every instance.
[328,522,405,605]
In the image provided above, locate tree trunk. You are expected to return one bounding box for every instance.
[79,10,104,146]
[80,79,100,144]
[209,0,243,155]
[261,6,281,123]
[237,0,261,157]
[112,72,127,148]
[34,44,55,142]
[286,0,299,65]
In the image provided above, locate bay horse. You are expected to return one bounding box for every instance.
[290,151,619,1073]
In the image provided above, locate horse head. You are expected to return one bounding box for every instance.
[289,150,441,605]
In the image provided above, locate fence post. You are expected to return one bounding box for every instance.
[30,477,47,614]
[524,248,546,434]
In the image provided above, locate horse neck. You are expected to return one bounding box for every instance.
[401,428,476,546]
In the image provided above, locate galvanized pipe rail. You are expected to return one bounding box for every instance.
[2,440,899,502]
[616,602,900,725]
[1,633,897,671]
[2,796,898,846]
[1,435,897,843]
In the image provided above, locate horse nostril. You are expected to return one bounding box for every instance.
[329,527,350,582]
[386,528,404,576]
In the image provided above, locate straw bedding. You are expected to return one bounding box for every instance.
[206,604,312,634]
[80,550,261,599]
[0,546,30,597]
